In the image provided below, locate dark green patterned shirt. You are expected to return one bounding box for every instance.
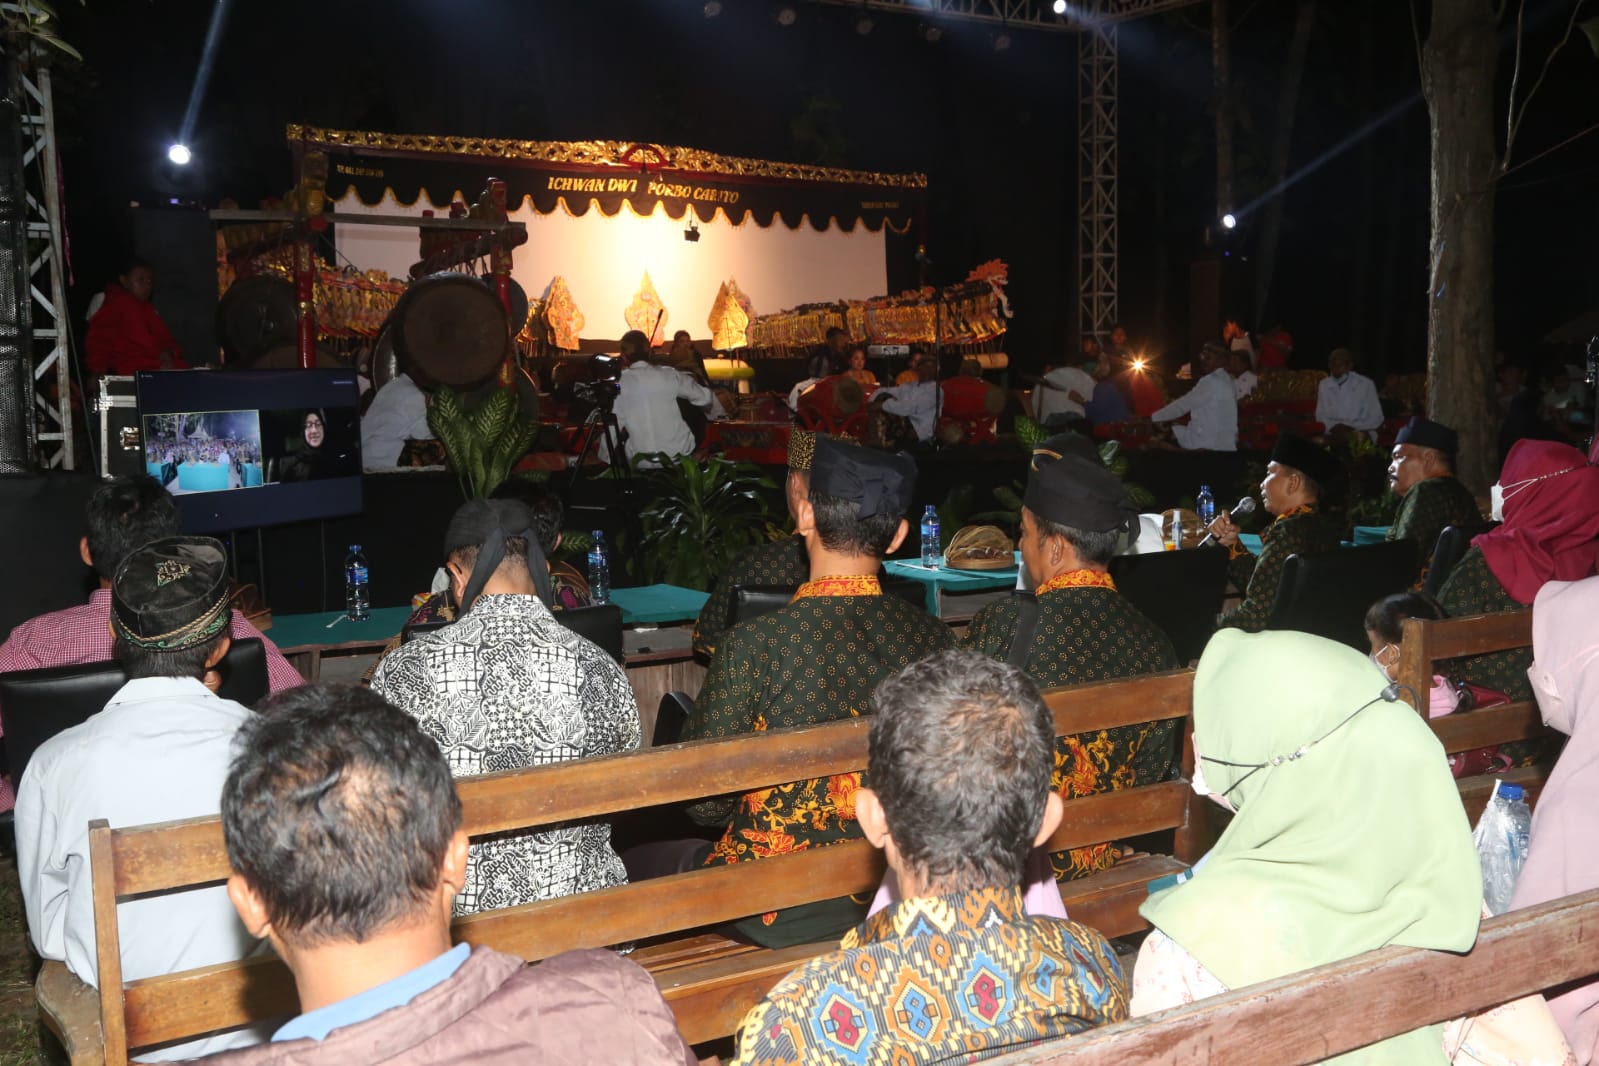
[1218,507,1344,633]
[693,536,811,657]
[1387,475,1480,582]
[964,586,1180,881]
[1436,546,1532,701]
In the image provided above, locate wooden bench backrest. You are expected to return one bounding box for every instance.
[1397,610,1533,716]
[91,669,1200,1060]
[983,886,1599,1065]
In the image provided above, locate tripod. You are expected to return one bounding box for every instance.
[567,398,645,584]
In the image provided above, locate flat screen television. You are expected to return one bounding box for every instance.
[135,369,363,534]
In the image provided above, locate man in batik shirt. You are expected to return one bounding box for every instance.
[371,499,639,916]
[729,650,1128,1065]
[1209,434,1345,632]
[692,430,827,657]
[680,439,954,947]
[963,455,1178,881]
[1385,416,1480,584]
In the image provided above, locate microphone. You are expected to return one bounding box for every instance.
[1195,497,1258,548]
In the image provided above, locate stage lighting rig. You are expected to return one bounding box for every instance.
[1221,212,1238,230]
[776,5,798,26]
[167,143,192,166]
[684,220,701,243]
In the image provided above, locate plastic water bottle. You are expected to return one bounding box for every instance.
[344,545,370,622]
[588,530,611,605]
[1196,484,1216,527]
[1475,781,1533,915]
[920,505,941,568]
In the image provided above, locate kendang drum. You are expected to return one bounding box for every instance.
[392,272,509,390]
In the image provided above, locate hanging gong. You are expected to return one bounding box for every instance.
[392,272,508,390]
[216,276,298,366]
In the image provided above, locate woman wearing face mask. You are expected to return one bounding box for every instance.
[1510,576,1599,1062]
[1365,591,1458,718]
[1132,629,1483,1063]
[1438,439,1599,701]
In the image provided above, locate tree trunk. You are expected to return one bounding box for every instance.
[1423,0,1499,494]
[1251,0,1318,327]
[1153,69,1170,356]
[1212,0,1234,220]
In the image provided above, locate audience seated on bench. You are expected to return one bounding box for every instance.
[187,684,696,1066]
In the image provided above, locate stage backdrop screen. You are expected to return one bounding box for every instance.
[136,369,362,534]
[333,193,888,342]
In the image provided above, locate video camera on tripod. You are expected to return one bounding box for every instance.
[571,353,623,409]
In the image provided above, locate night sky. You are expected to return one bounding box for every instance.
[52,0,1599,375]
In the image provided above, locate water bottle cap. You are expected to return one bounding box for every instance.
[349,544,361,551]
[925,504,937,515]
[1200,485,1211,493]
[591,530,603,539]
[1498,782,1524,801]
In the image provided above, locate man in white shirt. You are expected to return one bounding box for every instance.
[1229,349,1258,401]
[611,330,716,464]
[1315,348,1384,438]
[870,351,941,442]
[1150,343,1238,451]
[361,371,432,469]
[1032,361,1097,428]
[16,536,266,1060]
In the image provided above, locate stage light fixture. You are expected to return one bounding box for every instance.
[167,143,192,166]
[1222,212,1238,230]
[703,0,722,15]
[684,220,701,243]
[1131,357,1147,372]
[1052,0,1067,12]
[776,5,797,26]
[993,31,1012,51]
[856,14,874,34]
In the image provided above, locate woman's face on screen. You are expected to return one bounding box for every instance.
[303,413,325,448]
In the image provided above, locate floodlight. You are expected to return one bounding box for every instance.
[167,143,192,166]
[1222,212,1238,230]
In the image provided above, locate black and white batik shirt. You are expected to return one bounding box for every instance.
[371,593,640,915]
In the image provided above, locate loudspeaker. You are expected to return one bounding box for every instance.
[129,205,219,367]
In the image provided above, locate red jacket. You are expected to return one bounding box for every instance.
[85,283,186,374]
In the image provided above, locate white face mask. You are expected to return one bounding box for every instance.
[1369,644,1397,682]
[1490,482,1505,521]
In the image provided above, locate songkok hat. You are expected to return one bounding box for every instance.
[1023,454,1138,535]
[810,436,917,519]
[445,498,552,610]
[1396,416,1459,457]
[786,429,857,472]
[1271,434,1343,491]
[1030,431,1100,472]
[111,536,231,652]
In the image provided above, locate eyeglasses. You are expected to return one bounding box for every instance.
[1200,693,1386,798]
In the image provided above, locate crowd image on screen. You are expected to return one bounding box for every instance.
[141,410,264,494]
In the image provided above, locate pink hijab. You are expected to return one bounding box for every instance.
[1510,576,1599,1061]
[1474,440,1599,604]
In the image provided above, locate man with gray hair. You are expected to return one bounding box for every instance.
[729,650,1128,1065]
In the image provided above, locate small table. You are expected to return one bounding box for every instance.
[269,606,414,680]
[609,584,710,626]
[884,554,1021,619]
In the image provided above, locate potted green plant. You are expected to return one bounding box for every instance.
[631,453,778,590]
[427,386,540,499]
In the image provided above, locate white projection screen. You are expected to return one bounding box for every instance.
[333,191,888,342]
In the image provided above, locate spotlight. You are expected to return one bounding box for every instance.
[167,143,192,166]
[1131,357,1147,372]
[776,5,797,26]
[684,220,701,243]
[855,15,874,35]
[703,0,721,14]
[1052,0,1067,12]
[993,31,1012,51]
[1222,212,1238,230]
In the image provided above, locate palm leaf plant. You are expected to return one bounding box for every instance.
[427,386,540,499]
[632,454,777,590]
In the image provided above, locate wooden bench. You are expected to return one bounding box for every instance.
[38,669,1206,1065]
[983,886,1599,1064]
[1397,610,1554,811]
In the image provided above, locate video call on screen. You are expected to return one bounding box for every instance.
[135,369,364,534]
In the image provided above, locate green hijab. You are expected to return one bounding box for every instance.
[1141,629,1480,1064]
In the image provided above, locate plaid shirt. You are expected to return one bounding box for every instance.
[0,589,304,810]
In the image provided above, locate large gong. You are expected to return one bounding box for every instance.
[392,272,508,390]
[216,276,298,366]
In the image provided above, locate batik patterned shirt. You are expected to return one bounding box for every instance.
[1217,506,1343,633]
[693,536,811,657]
[685,576,955,864]
[729,886,1128,1066]
[963,574,1180,881]
[1436,547,1533,702]
[1386,475,1480,582]
[370,594,640,915]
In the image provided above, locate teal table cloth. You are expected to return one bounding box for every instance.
[883,553,1021,614]
[609,584,710,625]
[267,605,414,649]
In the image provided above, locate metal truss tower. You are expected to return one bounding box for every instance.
[18,60,71,470]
